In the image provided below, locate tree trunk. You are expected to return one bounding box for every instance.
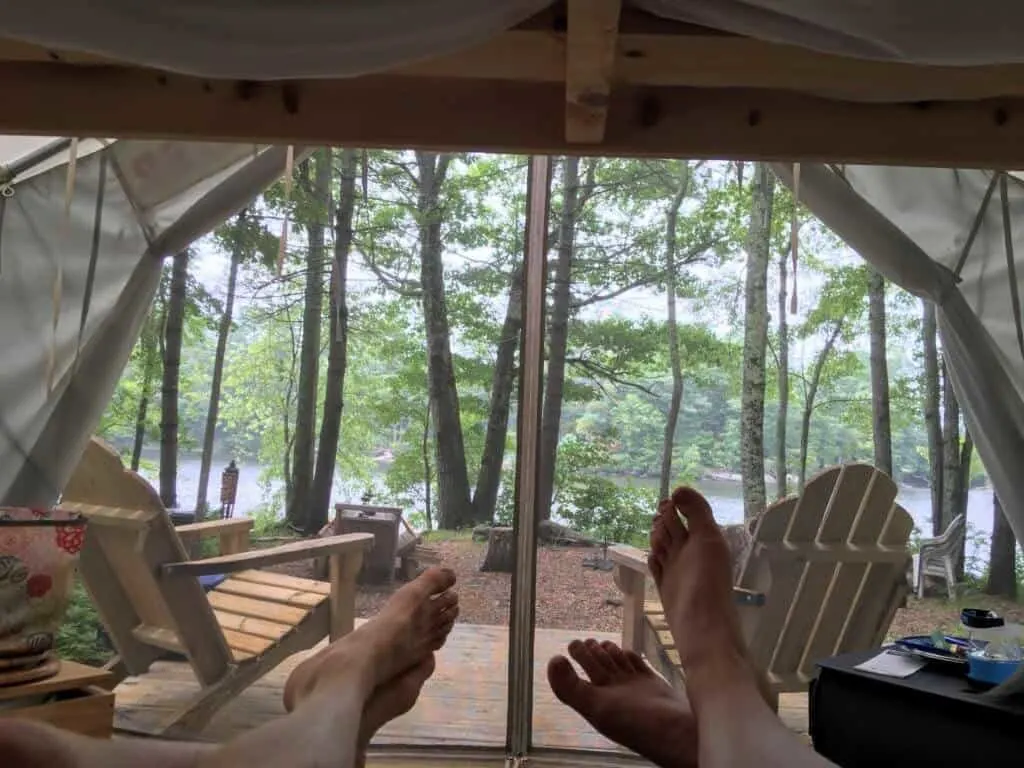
[282,311,299,511]
[417,152,475,530]
[309,149,357,536]
[130,389,150,472]
[539,157,581,520]
[472,265,523,522]
[286,150,331,531]
[740,163,775,520]
[922,301,943,535]
[940,353,961,536]
[798,323,842,494]
[986,494,1018,598]
[130,304,163,472]
[953,430,973,580]
[775,250,789,500]
[480,527,515,573]
[159,250,189,510]
[195,212,245,519]
[422,412,433,531]
[868,268,893,476]
[659,164,691,500]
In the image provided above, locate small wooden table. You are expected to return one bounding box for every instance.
[811,649,1024,765]
[0,661,115,738]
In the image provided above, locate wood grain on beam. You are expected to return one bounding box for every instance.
[565,0,621,143]
[1,64,1023,167]
[4,27,1024,103]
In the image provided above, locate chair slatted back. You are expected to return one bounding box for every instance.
[61,502,233,686]
[737,464,912,691]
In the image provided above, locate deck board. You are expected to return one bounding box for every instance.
[113,623,808,751]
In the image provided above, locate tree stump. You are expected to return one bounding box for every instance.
[481,527,515,573]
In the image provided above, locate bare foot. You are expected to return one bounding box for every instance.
[284,567,458,710]
[548,639,696,768]
[649,488,757,705]
[354,654,437,767]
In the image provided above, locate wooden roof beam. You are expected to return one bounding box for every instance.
[565,0,622,143]
[7,21,1024,103]
[3,64,1024,167]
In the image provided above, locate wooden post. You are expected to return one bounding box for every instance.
[613,565,645,653]
[328,551,363,641]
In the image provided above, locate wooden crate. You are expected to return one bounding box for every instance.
[0,661,115,738]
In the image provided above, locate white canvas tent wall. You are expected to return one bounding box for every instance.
[0,0,1023,742]
[0,139,293,506]
[0,0,1020,569]
[0,0,1020,567]
[773,165,1024,550]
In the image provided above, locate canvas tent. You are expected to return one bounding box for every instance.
[1,0,1024,730]
[3,0,1022,539]
[0,139,293,506]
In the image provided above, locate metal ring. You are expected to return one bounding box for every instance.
[0,185,13,198]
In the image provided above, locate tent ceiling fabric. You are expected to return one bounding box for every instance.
[0,139,290,506]
[2,0,1024,80]
[0,0,551,79]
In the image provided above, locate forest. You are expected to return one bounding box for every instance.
[93,152,1020,599]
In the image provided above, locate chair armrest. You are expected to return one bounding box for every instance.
[609,545,650,576]
[176,518,253,538]
[161,533,374,578]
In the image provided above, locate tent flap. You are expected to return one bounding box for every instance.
[0,138,286,507]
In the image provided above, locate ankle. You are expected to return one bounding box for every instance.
[683,651,763,711]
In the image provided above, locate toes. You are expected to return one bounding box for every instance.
[567,639,612,685]
[659,498,689,547]
[431,590,459,617]
[599,640,635,674]
[414,567,457,596]
[624,649,651,675]
[547,655,593,713]
[671,486,716,535]
[582,638,620,680]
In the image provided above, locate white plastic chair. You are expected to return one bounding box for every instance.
[916,514,966,600]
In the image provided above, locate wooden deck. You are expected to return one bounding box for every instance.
[113,623,809,751]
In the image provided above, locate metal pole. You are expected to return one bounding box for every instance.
[506,154,551,759]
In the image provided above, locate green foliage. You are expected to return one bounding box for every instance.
[249,506,291,537]
[92,154,979,546]
[549,435,658,546]
[55,580,112,667]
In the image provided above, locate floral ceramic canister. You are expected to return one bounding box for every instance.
[0,507,86,684]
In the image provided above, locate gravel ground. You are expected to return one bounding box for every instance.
[270,538,1024,638]
[353,539,626,632]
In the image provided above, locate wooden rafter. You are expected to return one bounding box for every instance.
[565,0,622,143]
[1,65,1022,167]
[2,3,1024,166]
[7,11,1024,103]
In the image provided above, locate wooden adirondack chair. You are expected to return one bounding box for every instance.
[58,501,372,736]
[611,463,913,706]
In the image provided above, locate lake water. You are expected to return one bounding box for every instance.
[150,456,998,573]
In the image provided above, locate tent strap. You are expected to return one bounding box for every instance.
[953,171,999,280]
[999,173,1024,363]
[75,151,107,371]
